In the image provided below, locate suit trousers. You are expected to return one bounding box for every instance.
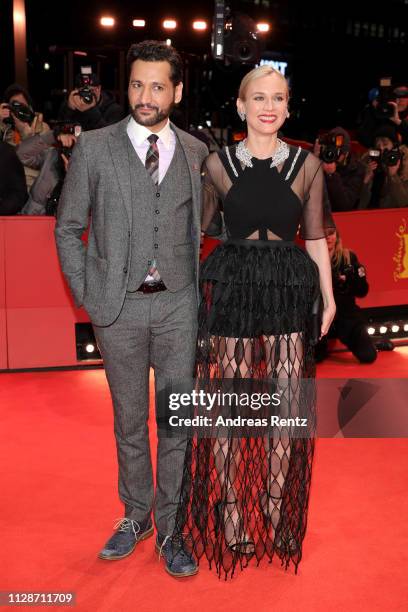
[92,282,197,534]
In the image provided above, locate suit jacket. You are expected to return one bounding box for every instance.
[55,116,208,326]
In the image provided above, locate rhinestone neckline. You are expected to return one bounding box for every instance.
[235,138,290,169]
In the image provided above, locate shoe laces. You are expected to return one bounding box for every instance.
[158,533,190,561]
[113,517,141,538]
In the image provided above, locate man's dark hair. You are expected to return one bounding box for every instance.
[126,40,183,85]
[3,83,33,108]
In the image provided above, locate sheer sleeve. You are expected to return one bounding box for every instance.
[201,152,228,239]
[299,153,336,240]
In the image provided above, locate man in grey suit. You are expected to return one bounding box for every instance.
[55,41,208,577]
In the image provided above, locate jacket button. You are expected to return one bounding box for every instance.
[155,210,159,214]
[156,192,160,198]
[123,266,128,273]
[154,227,158,231]
[147,260,151,265]
[154,244,158,249]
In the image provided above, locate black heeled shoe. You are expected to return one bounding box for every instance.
[214,500,255,557]
[259,491,299,555]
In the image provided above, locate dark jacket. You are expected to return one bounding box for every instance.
[325,156,366,211]
[356,105,408,148]
[332,251,368,319]
[0,142,28,215]
[57,90,124,131]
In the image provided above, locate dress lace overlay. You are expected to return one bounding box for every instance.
[172,144,334,578]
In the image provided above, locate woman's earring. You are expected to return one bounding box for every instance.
[238,110,246,121]
[286,111,290,118]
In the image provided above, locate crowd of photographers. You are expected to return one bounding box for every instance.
[1,74,407,216]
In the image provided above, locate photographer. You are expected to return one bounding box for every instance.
[313,127,365,211]
[315,230,377,364]
[17,129,78,215]
[358,126,408,209]
[57,72,124,131]
[0,84,50,190]
[356,84,408,148]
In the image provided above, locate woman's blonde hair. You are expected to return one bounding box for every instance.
[332,231,351,269]
[238,65,289,100]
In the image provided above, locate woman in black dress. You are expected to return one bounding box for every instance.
[172,66,336,578]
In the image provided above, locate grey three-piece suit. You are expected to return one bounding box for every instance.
[55,116,208,533]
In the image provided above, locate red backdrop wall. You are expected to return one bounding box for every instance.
[0,209,407,370]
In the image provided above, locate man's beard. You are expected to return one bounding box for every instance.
[130,102,175,127]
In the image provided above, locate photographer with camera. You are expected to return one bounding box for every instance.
[313,126,365,211]
[357,83,408,148]
[57,72,124,132]
[315,229,377,364]
[358,125,408,209]
[0,84,50,190]
[16,125,79,215]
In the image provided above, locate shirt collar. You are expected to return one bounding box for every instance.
[128,116,173,149]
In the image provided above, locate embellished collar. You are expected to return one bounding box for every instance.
[235,138,290,169]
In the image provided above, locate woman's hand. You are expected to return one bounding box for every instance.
[320,302,336,339]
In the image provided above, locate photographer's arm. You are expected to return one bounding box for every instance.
[324,163,365,211]
[54,137,91,307]
[348,252,369,298]
[16,129,55,169]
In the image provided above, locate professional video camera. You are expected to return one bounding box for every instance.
[3,100,35,126]
[368,147,403,167]
[318,132,345,163]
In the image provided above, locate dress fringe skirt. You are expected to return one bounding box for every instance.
[172,239,320,579]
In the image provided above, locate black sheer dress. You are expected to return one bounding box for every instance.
[172,143,334,578]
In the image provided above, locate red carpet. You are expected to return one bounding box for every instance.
[1,348,408,611]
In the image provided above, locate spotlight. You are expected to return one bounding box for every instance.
[44,63,50,70]
[391,325,400,333]
[163,19,177,30]
[193,20,207,31]
[165,38,172,46]
[100,17,115,27]
[133,19,146,28]
[379,326,387,334]
[367,327,375,335]
[404,324,408,332]
[257,22,270,33]
[85,343,96,354]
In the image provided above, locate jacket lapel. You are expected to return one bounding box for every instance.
[108,117,132,228]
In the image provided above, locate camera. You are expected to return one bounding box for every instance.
[76,75,95,105]
[318,133,344,163]
[368,147,402,168]
[4,100,35,126]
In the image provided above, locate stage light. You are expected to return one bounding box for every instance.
[85,343,96,353]
[391,325,400,333]
[133,19,146,28]
[193,20,207,31]
[367,327,375,335]
[257,22,270,33]
[74,51,87,57]
[379,326,387,334]
[165,38,172,46]
[44,63,50,70]
[163,19,177,30]
[404,323,408,332]
[100,17,115,27]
